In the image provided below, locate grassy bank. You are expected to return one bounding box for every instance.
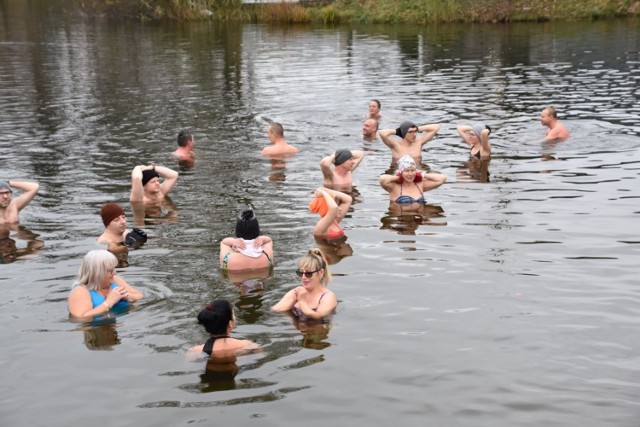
[75,0,640,23]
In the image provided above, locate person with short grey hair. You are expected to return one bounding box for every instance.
[67,249,143,319]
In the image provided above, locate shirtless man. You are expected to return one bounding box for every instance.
[362,118,379,142]
[320,149,365,190]
[540,107,570,141]
[0,180,39,225]
[172,129,195,162]
[379,121,440,161]
[130,165,179,205]
[261,122,298,156]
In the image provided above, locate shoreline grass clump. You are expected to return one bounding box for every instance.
[73,0,640,23]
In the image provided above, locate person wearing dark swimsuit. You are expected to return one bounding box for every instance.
[379,155,446,204]
[272,248,337,320]
[457,123,491,160]
[188,300,258,360]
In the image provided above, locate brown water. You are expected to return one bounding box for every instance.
[1,3,639,426]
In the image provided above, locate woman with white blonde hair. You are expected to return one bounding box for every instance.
[67,249,143,319]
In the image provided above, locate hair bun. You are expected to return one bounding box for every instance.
[240,209,255,221]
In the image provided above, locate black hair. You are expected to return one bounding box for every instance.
[197,300,233,335]
[371,99,381,109]
[235,209,260,240]
[177,129,193,147]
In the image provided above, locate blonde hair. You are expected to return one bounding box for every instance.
[299,248,331,285]
[73,250,117,291]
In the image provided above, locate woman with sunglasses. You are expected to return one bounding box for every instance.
[271,248,337,320]
[456,123,492,159]
[67,249,143,319]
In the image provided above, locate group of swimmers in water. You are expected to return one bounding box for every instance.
[1,101,570,359]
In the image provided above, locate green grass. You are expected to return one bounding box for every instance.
[74,0,640,22]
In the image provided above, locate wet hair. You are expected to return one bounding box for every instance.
[235,209,260,240]
[299,248,331,285]
[371,99,381,109]
[197,300,234,335]
[544,107,558,119]
[177,129,193,147]
[269,122,284,137]
[74,249,118,291]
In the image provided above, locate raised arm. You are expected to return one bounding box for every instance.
[416,123,440,147]
[479,128,491,155]
[319,153,335,181]
[9,180,39,211]
[420,172,447,192]
[156,165,179,196]
[328,188,352,224]
[312,188,339,236]
[457,125,474,147]
[129,165,147,202]
[379,173,401,193]
[379,128,399,150]
[350,150,365,172]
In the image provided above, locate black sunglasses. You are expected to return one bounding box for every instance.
[295,269,321,278]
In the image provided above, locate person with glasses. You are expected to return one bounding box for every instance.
[67,250,143,319]
[456,123,492,159]
[379,120,440,162]
[271,248,337,320]
[0,180,39,225]
[172,129,196,164]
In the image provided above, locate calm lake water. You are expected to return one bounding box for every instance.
[1,3,639,426]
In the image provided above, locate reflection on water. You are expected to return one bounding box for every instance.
[199,355,240,392]
[314,235,353,265]
[1,4,639,426]
[0,225,44,264]
[457,158,491,183]
[291,316,333,350]
[380,203,447,235]
[79,321,121,351]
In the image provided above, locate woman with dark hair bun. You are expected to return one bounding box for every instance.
[219,209,273,272]
[188,300,259,358]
